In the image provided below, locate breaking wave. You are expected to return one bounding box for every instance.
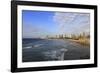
[33,44,43,48]
[23,46,32,49]
[43,48,68,60]
[23,44,43,49]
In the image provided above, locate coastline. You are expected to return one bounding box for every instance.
[23,38,90,62]
[68,38,90,46]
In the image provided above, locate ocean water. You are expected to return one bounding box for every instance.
[22,38,90,62]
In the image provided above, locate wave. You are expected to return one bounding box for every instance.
[43,48,68,60]
[23,46,32,49]
[23,44,43,49]
[33,44,43,48]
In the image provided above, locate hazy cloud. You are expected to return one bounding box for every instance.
[53,12,90,34]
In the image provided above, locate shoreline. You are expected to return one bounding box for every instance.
[68,39,90,46]
[23,38,90,62]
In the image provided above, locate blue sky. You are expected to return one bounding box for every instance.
[22,10,90,38]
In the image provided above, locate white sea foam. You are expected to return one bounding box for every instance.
[23,44,43,49]
[43,48,68,60]
[24,46,32,49]
[33,44,43,48]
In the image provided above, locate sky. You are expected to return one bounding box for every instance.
[22,10,90,38]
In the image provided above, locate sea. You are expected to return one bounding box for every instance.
[22,38,90,62]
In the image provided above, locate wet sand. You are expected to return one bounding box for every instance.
[64,39,90,60]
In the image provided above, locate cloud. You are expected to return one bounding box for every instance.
[53,12,77,28]
[53,12,90,34]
